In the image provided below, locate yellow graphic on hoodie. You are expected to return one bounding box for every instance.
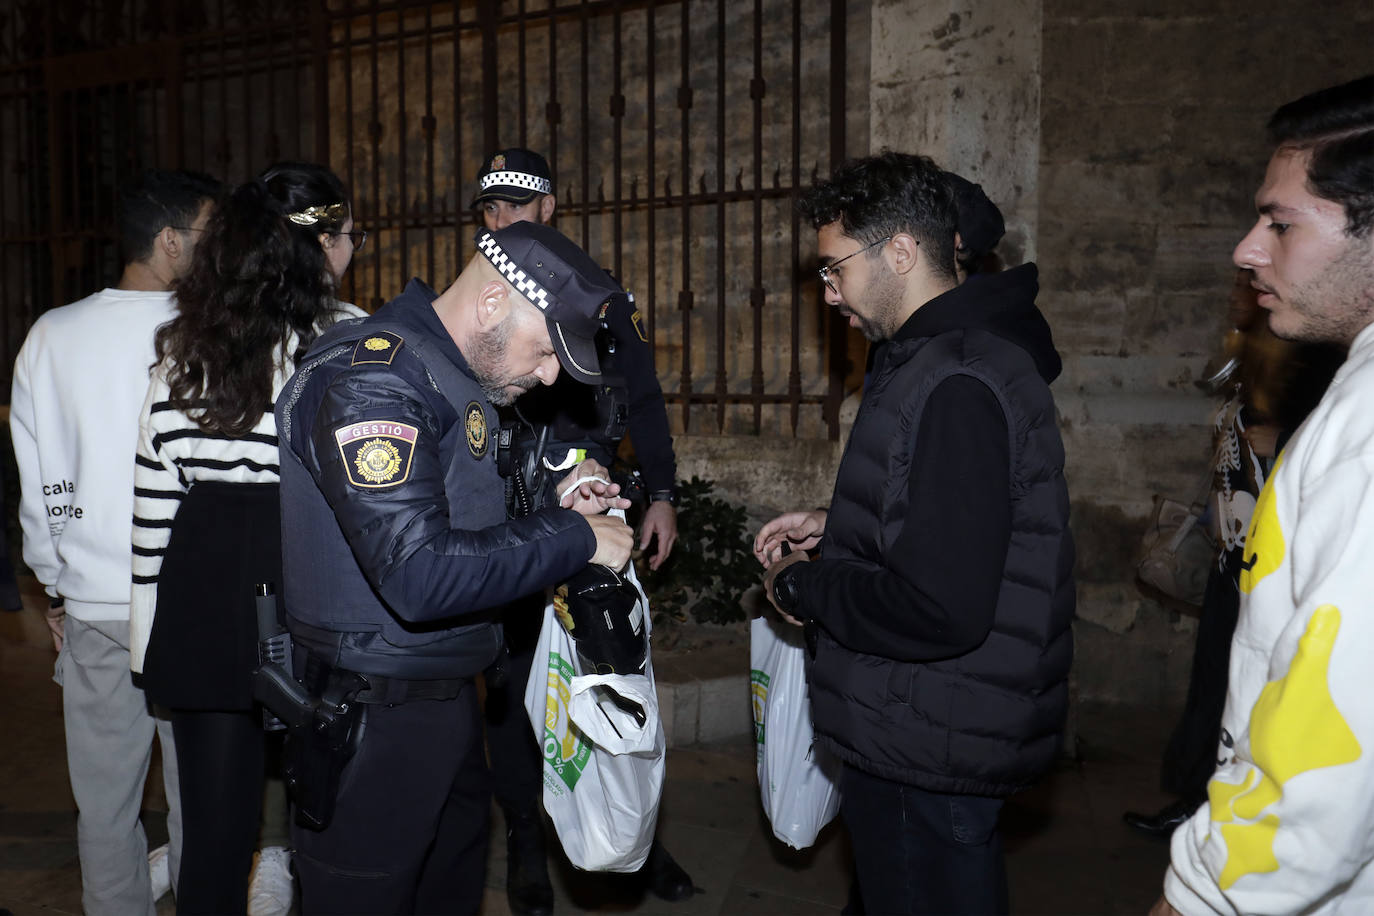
[1239,453,1285,594]
[1208,605,1361,889]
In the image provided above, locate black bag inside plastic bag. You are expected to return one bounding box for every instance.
[553,564,647,677]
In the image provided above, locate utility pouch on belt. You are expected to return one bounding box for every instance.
[283,655,368,832]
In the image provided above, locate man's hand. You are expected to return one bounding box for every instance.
[1148,894,1182,916]
[557,459,631,516]
[46,599,65,652]
[761,550,809,626]
[587,514,635,569]
[639,500,678,571]
[753,510,827,566]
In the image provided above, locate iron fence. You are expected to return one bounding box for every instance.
[0,0,866,438]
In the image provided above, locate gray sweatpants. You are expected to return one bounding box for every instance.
[56,616,182,916]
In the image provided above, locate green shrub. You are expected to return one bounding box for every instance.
[641,475,755,627]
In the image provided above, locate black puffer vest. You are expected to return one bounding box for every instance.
[808,324,1075,797]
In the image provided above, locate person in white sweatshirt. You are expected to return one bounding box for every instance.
[1154,74,1374,916]
[11,168,220,916]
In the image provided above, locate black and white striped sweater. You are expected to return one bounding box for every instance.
[128,307,364,672]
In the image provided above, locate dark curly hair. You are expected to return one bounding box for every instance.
[1268,74,1374,239]
[155,161,351,437]
[799,150,958,282]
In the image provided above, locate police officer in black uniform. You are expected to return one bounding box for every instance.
[275,221,633,914]
[471,149,692,914]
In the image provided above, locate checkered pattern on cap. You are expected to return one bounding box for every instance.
[480,170,552,195]
[475,231,551,310]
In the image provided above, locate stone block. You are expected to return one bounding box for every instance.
[1120,289,1223,360]
[1041,98,1172,165]
[1040,162,1164,226]
[1040,19,1109,107]
[1070,500,1141,588]
[1153,161,1256,229]
[696,673,753,744]
[1069,604,1195,708]
[1041,289,1126,356]
[655,677,700,749]
[1039,218,1157,293]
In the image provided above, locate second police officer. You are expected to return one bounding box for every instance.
[471,148,694,913]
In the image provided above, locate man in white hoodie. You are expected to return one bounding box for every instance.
[11,168,219,916]
[1155,74,1374,915]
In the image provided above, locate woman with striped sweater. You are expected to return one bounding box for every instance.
[129,162,365,914]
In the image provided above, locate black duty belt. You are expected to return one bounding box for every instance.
[301,652,468,706]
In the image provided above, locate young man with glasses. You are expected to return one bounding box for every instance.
[754,152,1074,915]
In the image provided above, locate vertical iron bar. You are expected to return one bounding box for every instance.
[750,0,764,434]
[167,41,184,166]
[517,0,527,148]
[824,0,846,439]
[579,0,590,248]
[423,2,436,279]
[479,0,498,156]
[714,0,726,431]
[290,6,301,158]
[458,0,469,270]
[645,2,655,346]
[369,0,382,309]
[242,10,253,178]
[266,13,278,162]
[546,4,559,200]
[396,4,409,281]
[788,0,802,434]
[341,2,357,302]
[218,0,230,179]
[677,0,692,432]
[610,0,622,278]
[312,3,331,168]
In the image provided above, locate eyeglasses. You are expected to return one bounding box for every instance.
[817,236,891,294]
[337,229,368,251]
[169,226,205,233]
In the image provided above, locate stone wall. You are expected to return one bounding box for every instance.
[698,0,1374,709]
[1037,0,1373,705]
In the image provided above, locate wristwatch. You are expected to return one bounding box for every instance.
[649,488,678,506]
[771,564,801,613]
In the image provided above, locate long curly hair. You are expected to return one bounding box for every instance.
[155,162,350,437]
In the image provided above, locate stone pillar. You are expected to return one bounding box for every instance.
[869,0,1042,264]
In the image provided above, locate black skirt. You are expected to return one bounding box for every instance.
[141,481,283,711]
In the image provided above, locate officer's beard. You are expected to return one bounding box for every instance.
[469,312,541,406]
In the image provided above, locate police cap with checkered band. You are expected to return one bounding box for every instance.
[475,221,619,385]
[470,148,553,207]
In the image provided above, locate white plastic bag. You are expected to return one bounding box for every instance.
[750,615,841,849]
[524,555,665,872]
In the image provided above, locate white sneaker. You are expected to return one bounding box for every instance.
[248,846,294,916]
[148,843,172,901]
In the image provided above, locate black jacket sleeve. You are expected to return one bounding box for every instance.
[605,293,676,492]
[307,365,596,623]
[790,374,1012,661]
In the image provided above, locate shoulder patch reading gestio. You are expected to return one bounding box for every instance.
[335,420,419,488]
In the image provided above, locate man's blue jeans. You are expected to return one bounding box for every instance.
[840,763,1008,915]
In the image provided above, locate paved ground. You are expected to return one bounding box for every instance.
[1,576,1180,915]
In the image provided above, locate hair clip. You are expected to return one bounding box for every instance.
[286,202,348,228]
